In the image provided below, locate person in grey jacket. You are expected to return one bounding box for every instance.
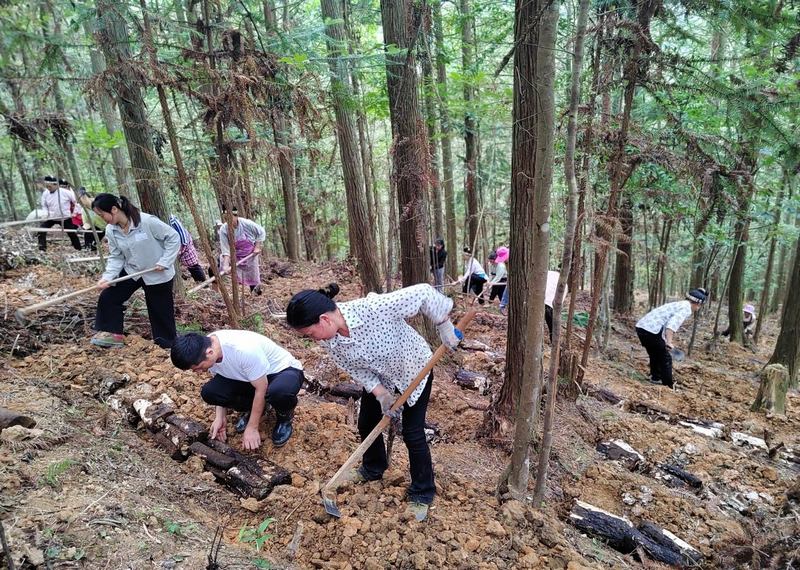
[90,194,180,349]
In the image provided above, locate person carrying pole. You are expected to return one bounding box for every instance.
[635,288,707,389]
[285,283,463,521]
[457,246,487,304]
[90,194,180,349]
[37,176,82,252]
[218,206,265,295]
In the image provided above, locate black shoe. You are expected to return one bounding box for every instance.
[271,410,294,447]
[235,413,250,433]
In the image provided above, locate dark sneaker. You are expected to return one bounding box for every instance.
[271,411,294,447]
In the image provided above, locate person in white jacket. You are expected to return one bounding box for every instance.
[90,194,180,349]
[37,176,81,251]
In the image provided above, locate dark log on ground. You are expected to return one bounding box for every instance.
[657,463,703,489]
[0,407,36,433]
[326,383,363,400]
[586,385,623,405]
[151,430,184,461]
[189,441,238,470]
[627,400,674,422]
[133,400,175,431]
[569,501,700,567]
[266,260,293,278]
[166,415,209,440]
[454,369,489,393]
[205,439,291,499]
[597,440,645,470]
[159,424,194,458]
[638,521,703,565]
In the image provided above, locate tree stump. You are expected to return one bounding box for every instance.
[751,364,789,415]
[0,407,36,434]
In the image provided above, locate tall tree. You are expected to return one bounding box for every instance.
[264,0,301,262]
[321,0,382,292]
[461,0,480,247]
[94,0,168,220]
[765,233,800,386]
[498,0,559,500]
[380,0,429,287]
[433,0,458,279]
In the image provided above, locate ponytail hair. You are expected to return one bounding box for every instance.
[92,193,142,226]
[286,283,340,328]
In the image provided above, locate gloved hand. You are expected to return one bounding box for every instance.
[375,391,400,419]
[437,320,463,349]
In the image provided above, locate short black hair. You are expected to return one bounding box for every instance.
[286,284,340,329]
[435,237,444,247]
[43,175,57,183]
[170,333,212,370]
[58,179,70,186]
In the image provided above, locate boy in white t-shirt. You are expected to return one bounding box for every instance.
[170,330,304,450]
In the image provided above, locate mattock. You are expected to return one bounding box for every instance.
[14,268,157,325]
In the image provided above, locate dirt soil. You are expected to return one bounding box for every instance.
[1,242,798,569]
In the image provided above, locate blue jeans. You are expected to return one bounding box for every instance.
[499,286,509,308]
[433,267,445,290]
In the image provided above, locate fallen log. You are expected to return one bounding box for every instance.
[0,407,36,433]
[627,400,674,423]
[586,385,624,405]
[657,463,703,489]
[204,439,291,498]
[151,430,184,461]
[326,383,363,400]
[133,399,175,431]
[597,440,645,471]
[638,521,703,565]
[569,501,700,567]
[165,415,209,441]
[454,369,489,394]
[189,441,238,470]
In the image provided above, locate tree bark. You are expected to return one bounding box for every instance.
[498,0,558,500]
[612,197,634,313]
[321,0,382,292]
[420,20,443,241]
[433,1,458,280]
[533,0,587,506]
[461,0,480,248]
[767,232,800,387]
[95,0,168,220]
[380,0,429,287]
[727,182,754,345]
[264,0,301,261]
[754,178,784,345]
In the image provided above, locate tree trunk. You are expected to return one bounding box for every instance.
[767,233,800,387]
[496,0,558,500]
[461,0,480,248]
[12,141,36,211]
[754,180,784,345]
[420,21,444,241]
[612,197,634,313]
[380,0,429,287]
[533,0,587,506]
[727,186,753,345]
[0,161,18,220]
[321,0,382,292]
[264,0,300,262]
[95,0,168,220]
[83,20,132,196]
[433,1,458,280]
[139,0,239,325]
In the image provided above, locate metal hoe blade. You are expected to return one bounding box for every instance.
[671,348,686,362]
[321,488,342,518]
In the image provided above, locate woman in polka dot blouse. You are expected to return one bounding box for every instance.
[286,283,462,521]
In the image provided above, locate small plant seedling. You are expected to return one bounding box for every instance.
[237,517,275,552]
[254,558,271,569]
[43,459,76,488]
[165,520,198,537]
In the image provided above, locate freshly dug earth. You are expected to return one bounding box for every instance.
[1,244,798,568]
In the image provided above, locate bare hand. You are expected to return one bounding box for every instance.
[154,265,166,271]
[97,279,111,290]
[210,416,227,442]
[242,427,261,450]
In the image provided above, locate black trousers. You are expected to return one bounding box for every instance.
[200,368,304,415]
[636,327,673,387]
[462,274,487,304]
[489,280,507,301]
[84,229,105,251]
[545,305,553,341]
[359,372,435,504]
[38,218,81,251]
[186,264,207,282]
[94,271,176,348]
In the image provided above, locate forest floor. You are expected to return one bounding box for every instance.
[1,238,799,569]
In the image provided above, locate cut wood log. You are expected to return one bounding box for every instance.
[189,441,238,470]
[597,440,645,470]
[657,463,703,489]
[586,385,623,405]
[204,439,291,498]
[627,400,673,422]
[160,424,192,458]
[0,407,36,433]
[165,415,209,441]
[638,521,703,565]
[326,383,363,400]
[678,419,724,439]
[133,399,175,431]
[569,500,700,567]
[151,430,184,461]
[454,369,489,394]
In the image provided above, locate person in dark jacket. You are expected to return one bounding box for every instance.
[429,238,447,290]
